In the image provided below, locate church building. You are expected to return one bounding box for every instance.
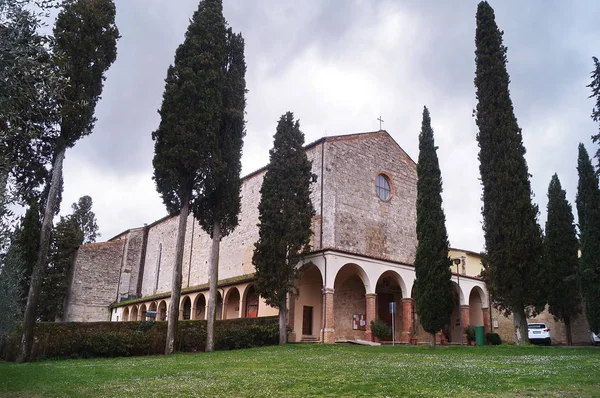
[64,130,491,344]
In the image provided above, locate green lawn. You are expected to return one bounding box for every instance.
[0,344,598,397]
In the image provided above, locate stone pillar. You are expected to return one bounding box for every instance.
[323,288,335,344]
[482,307,491,333]
[401,298,413,343]
[461,305,471,343]
[288,293,297,343]
[238,296,244,319]
[364,293,377,341]
[204,304,209,321]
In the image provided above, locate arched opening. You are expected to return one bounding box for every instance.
[193,294,206,320]
[224,288,240,320]
[334,263,368,341]
[181,296,192,320]
[158,300,167,321]
[122,307,129,322]
[295,265,323,341]
[139,304,147,321]
[243,285,259,318]
[216,291,223,320]
[147,302,157,321]
[469,287,484,326]
[375,271,404,341]
[130,306,138,322]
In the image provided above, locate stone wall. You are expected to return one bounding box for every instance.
[116,228,145,301]
[65,240,125,322]
[324,132,417,264]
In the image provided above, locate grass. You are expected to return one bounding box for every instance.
[0,344,598,397]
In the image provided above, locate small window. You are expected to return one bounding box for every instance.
[376,174,391,201]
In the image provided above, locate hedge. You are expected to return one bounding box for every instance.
[1,316,278,361]
[485,332,502,345]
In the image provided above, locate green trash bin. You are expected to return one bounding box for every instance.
[475,325,485,346]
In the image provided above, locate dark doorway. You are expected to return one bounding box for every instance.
[302,306,313,335]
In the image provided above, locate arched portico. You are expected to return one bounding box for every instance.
[139,304,147,321]
[158,300,167,321]
[449,282,465,343]
[181,296,192,320]
[224,288,240,319]
[375,271,405,342]
[130,306,138,321]
[243,284,259,318]
[122,307,129,322]
[293,264,323,342]
[333,263,368,341]
[193,293,206,320]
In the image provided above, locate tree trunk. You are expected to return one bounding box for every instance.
[513,305,529,345]
[430,332,436,347]
[279,297,288,345]
[17,147,65,363]
[206,221,221,352]
[164,193,189,355]
[565,316,572,346]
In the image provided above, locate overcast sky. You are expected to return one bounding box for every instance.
[58,0,599,251]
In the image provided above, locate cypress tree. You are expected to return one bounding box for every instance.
[413,106,454,346]
[153,0,245,353]
[543,174,581,345]
[588,56,600,166]
[252,112,315,345]
[576,144,600,334]
[18,0,119,362]
[474,1,545,343]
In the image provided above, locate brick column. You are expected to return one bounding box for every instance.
[401,298,413,343]
[461,305,471,344]
[482,307,491,333]
[288,293,297,343]
[323,288,335,344]
[364,293,377,341]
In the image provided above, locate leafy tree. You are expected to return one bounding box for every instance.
[38,215,82,321]
[253,112,315,345]
[576,144,600,335]
[543,174,581,345]
[18,0,119,362]
[70,195,98,244]
[0,236,25,344]
[588,56,600,167]
[474,1,545,343]
[153,0,245,354]
[0,0,59,205]
[413,106,454,346]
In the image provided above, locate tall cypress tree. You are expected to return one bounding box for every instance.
[192,25,246,353]
[153,0,245,353]
[474,1,545,343]
[576,144,600,334]
[588,56,600,166]
[253,112,315,345]
[413,107,454,346]
[543,174,581,345]
[18,0,119,363]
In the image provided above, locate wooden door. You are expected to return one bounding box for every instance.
[302,306,313,335]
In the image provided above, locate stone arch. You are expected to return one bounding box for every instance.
[130,306,138,322]
[157,300,167,321]
[295,264,323,341]
[375,271,405,341]
[147,302,157,321]
[224,287,240,320]
[193,293,206,320]
[333,263,369,340]
[181,296,192,320]
[242,284,259,318]
[122,307,129,322]
[214,291,223,321]
[469,287,484,326]
[468,285,488,308]
[139,304,147,321]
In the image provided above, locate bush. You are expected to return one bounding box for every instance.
[465,325,476,344]
[370,319,391,339]
[0,316,278,361]
[486,332,502,345]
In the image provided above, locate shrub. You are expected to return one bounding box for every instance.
[465,325,476,344]
[486,332,502,345]
[370,319,391,339]
[1,316,278,361]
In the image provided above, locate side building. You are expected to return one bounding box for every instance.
[65,131,491,344]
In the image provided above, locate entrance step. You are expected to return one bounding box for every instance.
[301,336,320,344]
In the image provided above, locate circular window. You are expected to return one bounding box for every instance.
[376,174,391,201]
